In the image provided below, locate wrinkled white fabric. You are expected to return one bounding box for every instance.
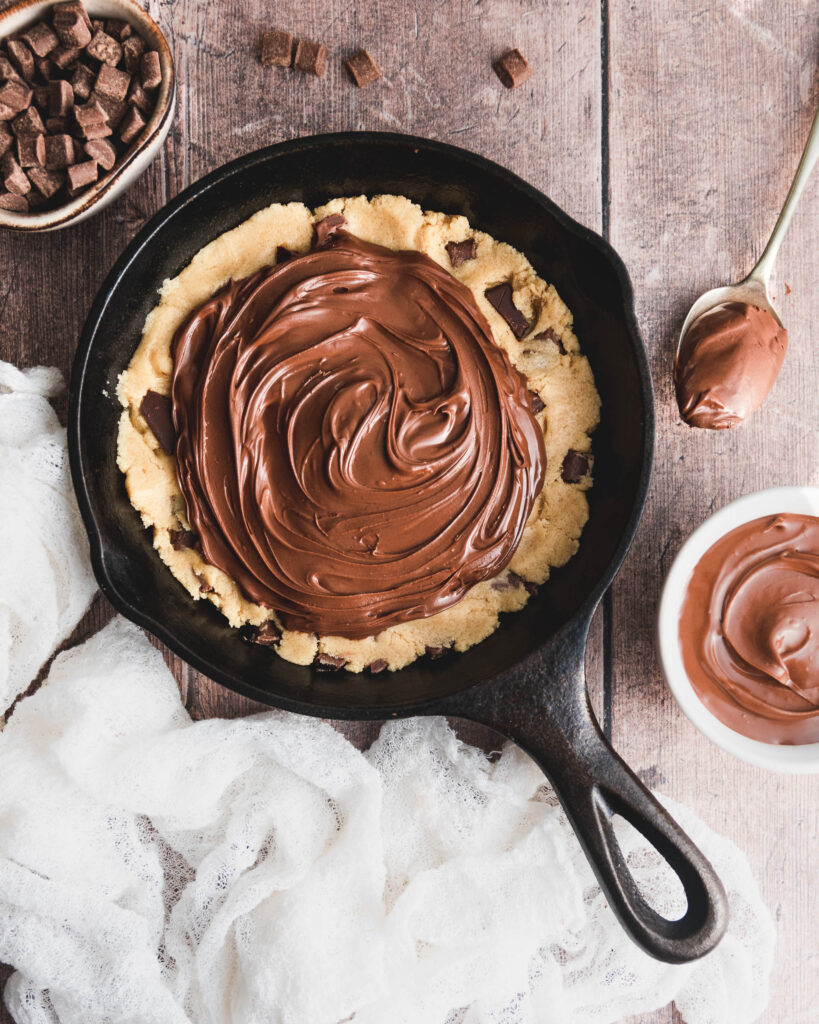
[0,361,96,714]
[0,618,774,1024]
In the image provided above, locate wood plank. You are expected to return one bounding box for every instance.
[608,2,819,1022]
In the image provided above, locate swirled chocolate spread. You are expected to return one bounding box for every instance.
[171,230,545,639]
[679,514,819,743]
[674,302,787,430]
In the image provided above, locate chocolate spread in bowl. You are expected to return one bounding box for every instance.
[679,513,819,744]
[674,301,787,429]
[170,230,545,640]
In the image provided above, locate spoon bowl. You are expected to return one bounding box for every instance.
[676,276,781,359]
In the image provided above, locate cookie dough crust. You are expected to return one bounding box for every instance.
[117,194,600,673]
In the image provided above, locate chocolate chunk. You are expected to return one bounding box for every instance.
[140,50,161,90]
[276,245,294,262]
[91,19,104,33]
[7,40,35,81]
[140,389,176,454]
[74,97,107,128]
[12,106,45,136]
[66,157,97,192]
[71,136,85,164]
[561,449,590,483]
[491,571,525,592]
[530,390,545,415]
[534,327,566,354]
[33,84,50,108]
[244,621,282,647]
[17,132,45,168]
[20,22,58,59]
[34,56,55,81]
[121,34,146,74]
[0,79,32,115]
[95,64,130,102]
[26,164,63,198]
[1,152,31,194]
[260,29,292,68]
[313,652,347,671]
[293,38,328,77]
[44,133,74,169]
[194,573,213,593]
[51,45,82,71]
[54,2,92,32]
[0,190,28,211]
[0,55,17,80]
[345,49,381,87]
[169,528,197,551]
[84,136,116,169]
[0,124,12,158]
[312,213,346,248]
[49,79,74,117]
[86,30,122,67]
[484,283,529,339]
[493,48,532,90]
[71,63,95,101]
[45,116,66,134]
[127,79,151,112]
[118,104,145,144]
[104,19,132,42]
[81,120,113,141]
[523,580,539,596]
[367,659,388,674]
[445,238,477,268]
[92,90,126,127]
[53,9,92,49]
[425,645,449,660]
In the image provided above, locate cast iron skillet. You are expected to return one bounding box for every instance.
[69,132,728,964]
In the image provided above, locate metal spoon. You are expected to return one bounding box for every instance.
[678,104,819,349]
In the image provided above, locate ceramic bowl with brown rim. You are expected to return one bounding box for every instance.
[0,0,174,231]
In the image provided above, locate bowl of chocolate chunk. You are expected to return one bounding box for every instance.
[0,0,174,230]
[659,486,819,772]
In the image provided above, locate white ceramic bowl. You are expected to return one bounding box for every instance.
[658,485,819,773]
[0,0,174,231]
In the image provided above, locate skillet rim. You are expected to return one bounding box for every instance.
[68,130,655,717]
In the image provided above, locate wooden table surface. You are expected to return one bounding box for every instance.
[1,1,817,1021]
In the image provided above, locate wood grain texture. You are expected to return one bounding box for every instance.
[0,0,815,1020]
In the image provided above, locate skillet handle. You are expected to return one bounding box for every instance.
[438,616,729,964]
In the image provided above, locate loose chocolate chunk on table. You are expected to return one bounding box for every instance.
[493,48,532,89]
[534,327,566,354]
[294,38,328,77]
[484,282,530,338]
[345,49,381,87]
[140,390,177,455]
[313,213,346,247]
[561,449,590,483]
[313,652,347,671]
[260,29,293,68]
[445,238,477,267]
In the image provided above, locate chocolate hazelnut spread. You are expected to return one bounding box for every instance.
[171,231,545,639]
[679,514,819,743]
[674,301,787,430]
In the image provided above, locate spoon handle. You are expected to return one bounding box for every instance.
[749,103,819,289]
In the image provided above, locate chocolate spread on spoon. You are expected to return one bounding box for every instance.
[171,230,545,639]
[679,514,819,744]
[674,301,787,429]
